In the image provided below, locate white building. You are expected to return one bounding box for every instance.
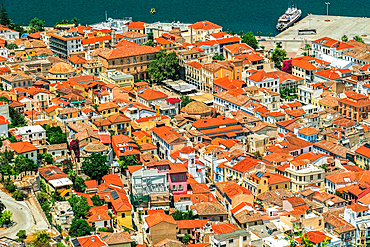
[49,32,83,59]
[12,125,47,146]
[53,201,74,225]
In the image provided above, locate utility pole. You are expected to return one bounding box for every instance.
[325,2,330,21]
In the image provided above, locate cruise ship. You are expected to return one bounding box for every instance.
[276,4,302,31]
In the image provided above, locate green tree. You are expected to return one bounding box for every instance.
[0,96,9,102]
[270,47,287,69]
[172,210,194,220]
[0,4,10,26]
[119,155,139,170]
[91,194,103,206]
[14,155,38,173]
[302,44,312,56]
[268,32,272,38]
[0,199,5,214]
[257,31,261,38]
[81,153,109,183]
[16,230,27,241]
[9,106,27,128]
[69,218,93,237]
[3,150,14,161]
[7,22,25,35]
[353,35,364,43]
[12,189,25,201]
[242,32,258,49]
[6,43,18,50]
[341,35,348,42]
[43,125,67,144]
[182,233,191,244]
[0,210,12,225]
[43,153,54,164]
[276,41,283,48]
[3,179,17,193]
[68,194,91,219]
[147,50,180,84]
[180,95,194,108]
[74,175,87,193]
[71,18,78,26]
[212,53,225,61]
[29,17,45,33]
[31,230,51,247]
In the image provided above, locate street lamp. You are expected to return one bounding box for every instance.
[325,2,330,21]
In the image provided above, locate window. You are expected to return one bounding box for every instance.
[178,184,183,191]
[171,175,177,181]
[121,212,125,218]
[179,175,184,180]
[229,240,233,244]
[172,185,177,190]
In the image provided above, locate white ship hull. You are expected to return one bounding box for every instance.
[276,8,302,31]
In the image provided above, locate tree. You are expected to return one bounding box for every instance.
[73,175,87,193]
[270,47,287,69]
[43,125,67,144]
[0,4,10,26]
[150,8,156,23]
[43,153,54,164]
[31,230,51,247]
[6,43,18,50]
[341,35,348,42]
[3,179,17,193]
[9,106,27,128]
[29,18,45,33]
[281,60,292,74]
[172,210,194,220]
[353,35,364,43]
[180,95,194,108]
[14,155,38,173]
[81,153,109,183]
[12,189,25,201]
[241,32,258,49]
[0,96,9,103]
[68,194,91,219]
[61,19,68,24]
[71,17,78,26]
[69,218,93,237]
[37,192,52,222]
[16,230,27,241]
[0,210,12,226]
[119,155,139,171]
[268,32,272,38]
[0,199,5,214]
[212,53,225,61]
[91,194,103,206]
[147,50,180,84]
[182,233,191,244]
[302,44,312,56]
[257,31,261,38]
[276,41,283,48]
[69,139,80,162]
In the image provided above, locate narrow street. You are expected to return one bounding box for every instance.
[0,191,33,239]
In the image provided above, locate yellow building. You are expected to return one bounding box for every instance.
[93,114,132,136]
[245,172,291,196]
[189,20,222,42]
[99,70,134,88]
[135,115,171,131]
[43,105,62,120]
[132,130,152,144]
[97,102,120,118]
[83,59,104,76]
[355,144,370,169]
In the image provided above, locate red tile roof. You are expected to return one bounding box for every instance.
[137,88,168,101]
[189,21,222,30]
[38,165,68,181]
[9,141,37,154]
[145,212,176,227]
[355,145,370,159]
[176,219,209,229]
[211,223,238,235]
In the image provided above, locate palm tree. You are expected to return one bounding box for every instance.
[61,19,68,24]
[71,17,78,27]
[341,35,348,42]
[257,31,261,38]
[150,8,156,23]
[268,32,272,39]
[301,44,312,56]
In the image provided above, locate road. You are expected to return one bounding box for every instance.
[0,191,33,239]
